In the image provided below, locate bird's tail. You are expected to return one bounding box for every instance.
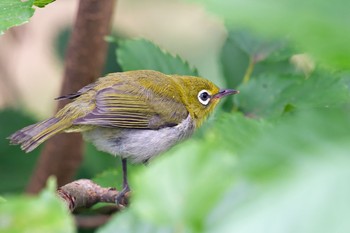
[8,117,70,152]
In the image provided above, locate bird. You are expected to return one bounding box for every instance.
[8,70,239,204]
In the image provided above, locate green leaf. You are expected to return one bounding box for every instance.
[190,0,350,69]
[131,141,236,231]
[220,30,298,111]
[234,71,350,118]
[0,0,35,35]
[220,31,250,88]
[221,30,297,88]
[234,74,297,117]
[210,154,350,233]
[0,178,75,233]
[212,112,269,153]
[117,39,198,76]
[33,0,55,8]
[228,30,286,61]
[97,209,172,233]
[208,110,350,233]
[236,109,350,181]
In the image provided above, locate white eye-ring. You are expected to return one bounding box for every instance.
[198,89,211,106]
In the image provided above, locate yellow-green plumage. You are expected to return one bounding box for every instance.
[9,70,237,161]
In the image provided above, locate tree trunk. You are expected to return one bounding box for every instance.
[27,0,116,193]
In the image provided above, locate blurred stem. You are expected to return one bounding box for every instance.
[242,57,255,84]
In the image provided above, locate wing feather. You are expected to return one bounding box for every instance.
[73,84,188,129]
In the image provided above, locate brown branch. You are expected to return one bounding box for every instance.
[57,179,122,212]
[27,0,116,193]
[57,179,129,229]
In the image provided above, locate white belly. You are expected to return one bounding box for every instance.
[83,115,195,163]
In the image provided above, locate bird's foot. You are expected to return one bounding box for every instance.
[115,186,130,207]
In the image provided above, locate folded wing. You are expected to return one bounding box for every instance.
[73,84,188,130]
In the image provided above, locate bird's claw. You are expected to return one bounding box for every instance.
[115,187,130,206]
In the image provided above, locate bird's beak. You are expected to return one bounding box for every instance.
[213,89,239,99]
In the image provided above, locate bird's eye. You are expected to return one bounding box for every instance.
[198,90,211,106]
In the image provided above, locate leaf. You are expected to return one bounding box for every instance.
[212,112,269,153]
[278,72,350,110]
[210,154,350,233]
[116,39,198,76]
[221,30,296,88]
[220,30,298,110]
[0,178,75,233]
[97,210,172,233]
[234,71,350,118]
[99,134,241,232]
[208,110,350,233]
[220,31,250,88]
[0,0,35,35]
[234,74,297,117]
[33,0,55,8]
[190,0,350,69]
[229,30,286,61]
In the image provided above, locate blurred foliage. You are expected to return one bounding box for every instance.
[189,0,350,69]
[1,0,350,232]
[0,177,74,232]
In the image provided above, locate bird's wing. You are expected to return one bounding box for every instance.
[73,85,188,129]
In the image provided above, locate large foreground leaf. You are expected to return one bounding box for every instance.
[0,178,75,232]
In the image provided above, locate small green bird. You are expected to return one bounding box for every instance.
[9,70,238,204]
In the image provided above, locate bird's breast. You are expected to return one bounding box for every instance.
[83,114,195,163]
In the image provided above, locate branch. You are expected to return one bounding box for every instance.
[27,0,116,193]
[57,179,126,212]
[57,179,129,229]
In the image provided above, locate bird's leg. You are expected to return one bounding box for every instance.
[115,158,130,205]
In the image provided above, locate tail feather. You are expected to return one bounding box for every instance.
[8,117,69,152]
